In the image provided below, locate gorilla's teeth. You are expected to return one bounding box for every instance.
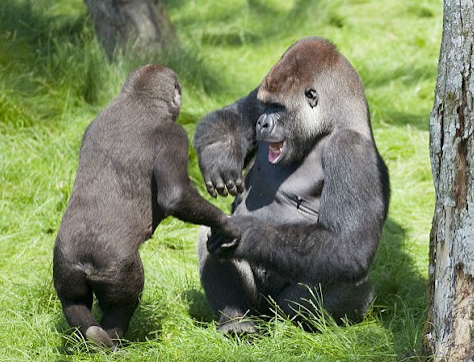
[268,141,284,164]
[269,141,284,152]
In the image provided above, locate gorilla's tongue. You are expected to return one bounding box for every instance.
[268,141,284,164]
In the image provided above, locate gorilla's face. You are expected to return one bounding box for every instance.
[255,37,369,166]
[254,38,341,166]
[256,86,323,166]
[255,104,286,164]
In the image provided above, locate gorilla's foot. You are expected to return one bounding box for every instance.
[86,326,119,352]
[218,318,257,335]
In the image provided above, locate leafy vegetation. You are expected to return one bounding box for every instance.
[0,0,440,360]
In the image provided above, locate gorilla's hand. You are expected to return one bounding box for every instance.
[199,142,245,198]
[207,231,240,258]
[207,215,255,258]
[194,93,260,198]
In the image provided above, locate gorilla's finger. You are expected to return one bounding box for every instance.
[220,239,239,249]
[205,181,217,198]
[225,180,238,197]
[207,236,222,254]
[214,241,238,258]
[235,178,244,194]
[213,176,228,197]
[207,233,231,254]
[207,233,219,249]
[207,240,216,254]
[216,185,228,197]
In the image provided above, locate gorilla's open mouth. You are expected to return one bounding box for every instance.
[268,141,285,164]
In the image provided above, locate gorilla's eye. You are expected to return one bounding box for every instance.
[175,82,182,94]
[265,103,285,115]
[305,89,317,99]
[305,89,318,108]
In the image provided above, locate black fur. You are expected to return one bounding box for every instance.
[194,37,390,333]
[53,64,239,349]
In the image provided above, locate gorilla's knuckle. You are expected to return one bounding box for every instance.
[206,184,217,198]
[217,188,228,197]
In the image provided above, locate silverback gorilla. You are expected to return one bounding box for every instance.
[194,37,390,333]
[53,64,240,349]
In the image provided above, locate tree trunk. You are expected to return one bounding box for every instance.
[83,0,175,59]
[424,0,474,361]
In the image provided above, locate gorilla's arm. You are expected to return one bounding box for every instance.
[193,88,261,197]
[154,125,240,239]
[208,129,390,284]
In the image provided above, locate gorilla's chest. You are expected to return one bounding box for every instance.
[234,141,325,223]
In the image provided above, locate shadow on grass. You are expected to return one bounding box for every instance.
[0,0,89,75]
[183,288,216,325]
[372,218,427,304]
[0,0,230,120]
[1,0,434,134]
[361,61,437,91]
[371,218,428,356]
[361,63,435,131]
[127,301,165,342]
[381,110,431,131]
[163,0,334,48]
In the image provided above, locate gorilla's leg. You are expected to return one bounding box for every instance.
[198,227,258,334]
[54,263,99,339]
[274,277,374,326]
[99,301,139,343]
[320,277,374,322]
[60,293,97,336]
[54,258,117,349]
[94,254,144,344]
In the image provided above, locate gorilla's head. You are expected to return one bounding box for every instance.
[256,37,370,165]
[123,63,182,120]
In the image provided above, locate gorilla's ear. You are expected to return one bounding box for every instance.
[305,88,318,108]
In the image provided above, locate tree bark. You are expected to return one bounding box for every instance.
[83,0,175,59]
[424,0,474,361]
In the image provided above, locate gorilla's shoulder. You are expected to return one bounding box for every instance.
[327,128,374,150]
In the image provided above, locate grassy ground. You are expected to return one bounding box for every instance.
[0,0,441,360]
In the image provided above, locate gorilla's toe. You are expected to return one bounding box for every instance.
[86,326,116,351]
[218,319,257,335]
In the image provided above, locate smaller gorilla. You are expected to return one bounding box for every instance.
[53,64,240,350]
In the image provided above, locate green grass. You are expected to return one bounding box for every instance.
[0,0,440,360]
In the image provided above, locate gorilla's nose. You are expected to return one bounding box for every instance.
[256,113,274,135]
